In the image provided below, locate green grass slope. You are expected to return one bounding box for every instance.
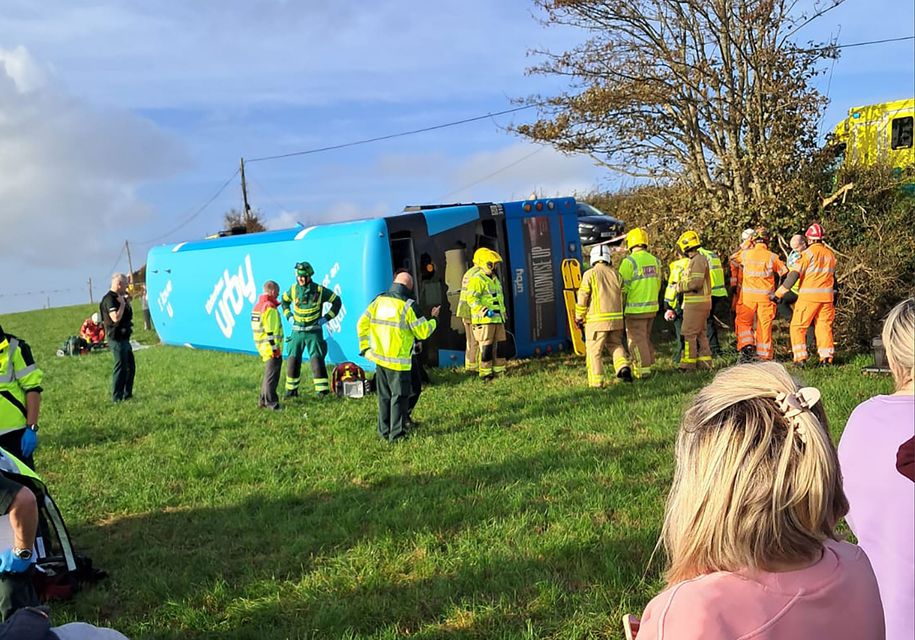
[0,304,891,639]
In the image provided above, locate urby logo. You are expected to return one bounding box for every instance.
[157,280,174,318]
[204,255,257,339]
[515,268,525,294]
[320,262,346,333]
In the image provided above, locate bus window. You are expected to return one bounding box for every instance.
[892,116,913,149]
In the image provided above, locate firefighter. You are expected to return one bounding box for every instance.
[619,228,662,378]
[773,223,837,364]
[729,228,756,354]
[575,244,632,387]
[465,248,507,380]
[280,261,342,397]
[697,241,728,356]
[455,253,483,373]
[0,324,42,470]
[357,271,439,443]
[663,255,690,364]
[733,228,787,361]
[251,280,284,410]
[675,231,713,371]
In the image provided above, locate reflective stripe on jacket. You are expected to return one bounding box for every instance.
[795,243,837,302]
[281,282,341,330]
[677,253,711,305]
[466,270,506,325]
[664,257,690,311]
[619,249,661,315]
[575,263,624,330]
[698,248,727,298]
[357,291,436,371]
[0,336,43,436]
[455,265,481,320]
[737,244,787,302]
[251,294,284,361]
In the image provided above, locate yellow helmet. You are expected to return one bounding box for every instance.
[626,227,649,250]
[472,248,502,271]
[676,230,702,253]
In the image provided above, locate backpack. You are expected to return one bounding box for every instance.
[57,336,87,357]
[331,362,369,398]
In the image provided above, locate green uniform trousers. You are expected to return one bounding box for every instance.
[285,330,329,395]
[375,366,411,442]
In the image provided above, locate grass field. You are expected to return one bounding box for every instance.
[0,304,890,639]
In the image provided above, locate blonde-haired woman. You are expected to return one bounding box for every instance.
[839,297,915,640]
[630,362,884,639]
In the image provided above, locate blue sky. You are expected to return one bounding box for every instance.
[1,0,912,313]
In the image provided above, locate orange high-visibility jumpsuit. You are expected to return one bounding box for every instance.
[734,243,787,360]
[729,246,754,351]
[784,243,837,362]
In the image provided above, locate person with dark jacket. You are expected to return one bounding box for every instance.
[0,606,128,639]
[99,273,134,402]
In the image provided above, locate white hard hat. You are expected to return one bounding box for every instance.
[740,228,756,242]
[590,244,613,265]
[91,312,100,324]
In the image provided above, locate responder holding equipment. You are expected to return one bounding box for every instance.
[281,261,342,397]
[357,271,439,443]
[675,231,713,371]
[575,245,632,387]
[456,255,482,372]
[465,248,507,380]
[252,280,284,410]
[0,324,42,470]
[697,241,728,356]
[619,228,662,378]
[773,223,837,364]
[663,255,690,364]
[733,228,786,361]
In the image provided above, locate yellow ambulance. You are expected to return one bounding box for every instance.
[832,98,914,168]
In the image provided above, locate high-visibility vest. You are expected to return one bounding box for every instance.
[456,265,481,320]
[619,249,661,314]
[698,248,727,298]
[0,336,43,436]
[664,257,690,310]
[786,250,803,294]
[251,295,284,361]
[574,262,624,329]
[795,243,837,302]
[739,244,787,302]
[679,253,712,305]
[356,294,436,371]
[466,270,506,325]
[281,282,340,330]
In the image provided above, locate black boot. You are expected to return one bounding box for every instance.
[737,345,756,364]
[284,389,299,398]
[617,366,634,383]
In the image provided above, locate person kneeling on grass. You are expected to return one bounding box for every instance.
[624,362,885,640]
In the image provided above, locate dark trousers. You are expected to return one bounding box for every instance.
[407,354,423,419]
[778,292,815,344]
[109,338,135,402]
[376,366,411,442]
[0,572,39,622]
[673,316,684,364]
[706,297,728,356]
[0,430,34,470]
[286,331,329,394]
[260,357,282,409]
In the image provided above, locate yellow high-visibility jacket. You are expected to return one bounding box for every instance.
[251,295,284,362]
[664,257,690,311]
[456,265,481,320]
[357,285,437,371]
[465,269,506,325]
[0,335,43,436]
[575,262,624,330]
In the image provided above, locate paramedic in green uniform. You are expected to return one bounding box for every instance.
[0,453,39,621]
[280,261,342,397]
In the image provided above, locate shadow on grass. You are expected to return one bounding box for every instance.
[71,442,668,639]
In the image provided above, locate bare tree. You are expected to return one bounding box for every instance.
[517,0,843,220]
[224,207,267,233]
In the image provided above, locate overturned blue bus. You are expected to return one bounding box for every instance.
[146,198,583,370]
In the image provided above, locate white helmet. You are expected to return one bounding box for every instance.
[590,244,613,265]
[91,312,100,324]
[740,228,756,242]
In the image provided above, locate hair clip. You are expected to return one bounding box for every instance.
[774,387,821,444]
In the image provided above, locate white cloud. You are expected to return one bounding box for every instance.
[0,45,187,291]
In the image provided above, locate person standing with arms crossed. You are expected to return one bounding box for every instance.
[100,273,135,402]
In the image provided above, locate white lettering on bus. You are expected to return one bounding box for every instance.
[530,246,555,304]
[206,254,257,339]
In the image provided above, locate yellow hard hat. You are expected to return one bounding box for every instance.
[676,230,701,253]
[473,247,502,269]
[626,227,649,250]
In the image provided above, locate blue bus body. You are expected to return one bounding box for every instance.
[146,198,582,369]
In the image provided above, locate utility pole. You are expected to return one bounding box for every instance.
[88,277,93,303]
[125,240,135,284]
[240,157,251,225]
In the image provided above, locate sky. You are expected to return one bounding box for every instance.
[0,0,912,314]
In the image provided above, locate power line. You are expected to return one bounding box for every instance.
[134,168,240,246]
[246,104,537,163]
[799,35,914,53]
